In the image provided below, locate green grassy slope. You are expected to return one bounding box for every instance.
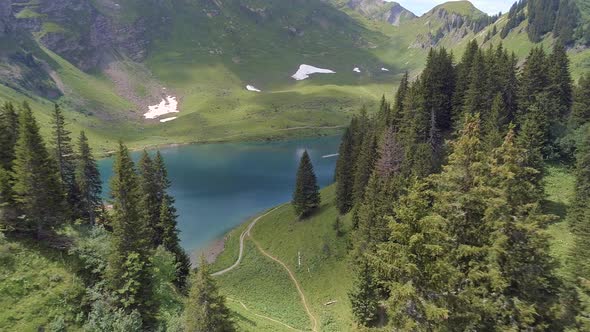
[2,0,590,152]
[212,186,355,331]
[0,236,84,332]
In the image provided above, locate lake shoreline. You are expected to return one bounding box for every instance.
[98,127,344,158]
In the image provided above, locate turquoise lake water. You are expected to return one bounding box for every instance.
[98,136,340,255]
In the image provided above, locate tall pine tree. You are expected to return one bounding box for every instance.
[293,151,320,219]
[51,104,79,217]
[184,256,234,332]
[75,131,102,225]
[12,102,65,238]
[107,142,155,326]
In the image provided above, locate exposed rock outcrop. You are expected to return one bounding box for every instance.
[11,0,151,71]
[345,0,416,26]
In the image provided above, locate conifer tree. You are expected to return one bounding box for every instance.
[373,181,457,330]
[482,93,506,150]
[570,128,590,330]
[463,50,489,116]
[572,73,590,126]
[159,194,191,289]
[12,102,65,238]
[292,150,320,218]
[335,125,355,214]
[519,47,549,119]
[430,114,497,329]
[548,43,573,120]
[0,101,19,169]
[51,104,79,216]
[184,256,234,332]
[0,167,16,229]
[75,131,102,225]
[349,259,380,327]
[487,127,560,329]
[107,142,155,326]
[454,40,479,119]
[391,72,409,129]
[375,126,403,178]
[138,151,158,245]
[353,133,378,203]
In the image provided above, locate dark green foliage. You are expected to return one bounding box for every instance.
[553,0,580,45]
[75,131,102,225]
[570,128,590,330]
[293,150,320,218]
[527,0,559,42]
[519,47,549,118]
[12,102,65,238]
[159,195,191,290]
[487,127,561,329]
[373,181,456,330]
[107,142,155,326]
[138,151,158,246]
[0,168,16,230]
[375,126,403,178]
[391,72,409,129]
[333,216,344,237]
[51,104,79,217]
[353,132,378,203]
[463,50,488,116]
[0,102,19,170]
[483,93,507,150]
[335,125,356,214]
[184,257,235,332]
[572,73,590,126]
[548,44,573,120]
[349,260,380,327]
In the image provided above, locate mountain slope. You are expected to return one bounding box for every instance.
[0,0,589,153]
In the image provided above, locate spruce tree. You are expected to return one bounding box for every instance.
[463,50,489,116]
[373,181,457,330]
[107,142,155,326]
[0,101,19,169]
[375,126,403,178]
[391,72,409,129]
[486,127,560,329]
[572,73,590,127]
[12,102,65,238]
[137,151,158,245]
[335,125,355,214]
[430,114,497,329]
[349,259,380,327]
[51,104,79,216]
[548,43,573,120]
[570,128,590,330]
[159,194,191,290]
[0,167,16,229]
[519,47,549,119]
[352,132,378,204]
[292,151,320,219]
[75,131,102,225]
[184,256,234,332]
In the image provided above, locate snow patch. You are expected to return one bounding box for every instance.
[353,67,361,73]
[291,64,336,81]
[160,117,177,123]
[322,153,339,159]
[246,85,261,92]
[381,67,390,72]
[145,96,179,119]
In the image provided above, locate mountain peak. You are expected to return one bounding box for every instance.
[340,0,416,26]
[427,1,485,18]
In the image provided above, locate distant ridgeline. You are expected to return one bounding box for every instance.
[335,39,590,330]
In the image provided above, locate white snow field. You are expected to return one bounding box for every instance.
[160,117,177,123]
[291,64,336,80]
[145,96,179,119]
[353,67,361,73]
[381,67,390,72]
[246,85,261,92]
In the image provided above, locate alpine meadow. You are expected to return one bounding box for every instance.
[2,0,590,331]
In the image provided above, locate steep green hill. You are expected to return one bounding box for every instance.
[0,0,589,154]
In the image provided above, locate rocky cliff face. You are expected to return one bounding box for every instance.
[11,0,150,71]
